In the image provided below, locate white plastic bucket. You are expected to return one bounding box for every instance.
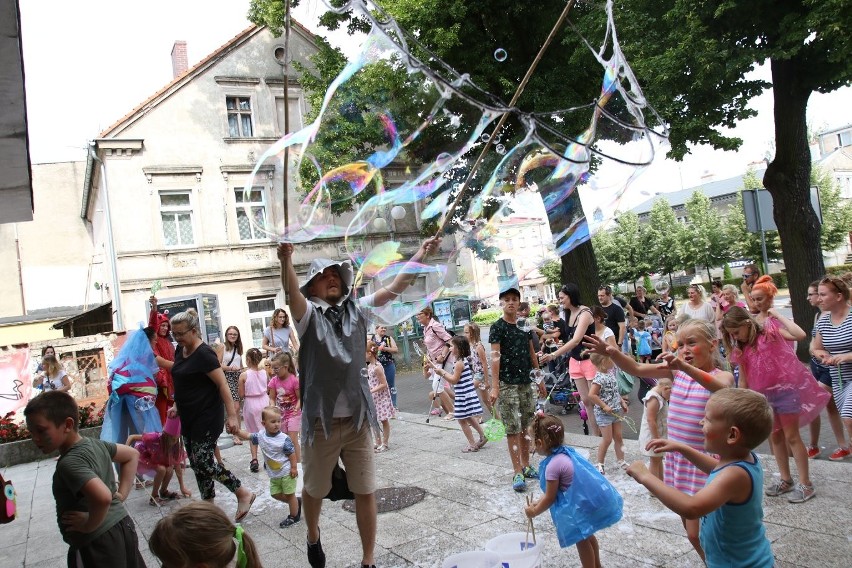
[484,532,542,568]
[441,550,501,568]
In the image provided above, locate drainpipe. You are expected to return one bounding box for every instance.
[88,142,124,331]
[14,224,27,314]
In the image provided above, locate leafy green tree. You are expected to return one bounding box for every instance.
[593,212,650,287]
[814,164,852,252]
[539,259,562,287]
[644,198,684,280]
[617,0,852,354]
[723,263,732,280]
[682,192,732,281]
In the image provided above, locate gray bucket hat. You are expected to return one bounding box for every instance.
[299,258,355,299]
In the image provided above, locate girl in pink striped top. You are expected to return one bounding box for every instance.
[583,319,733,564]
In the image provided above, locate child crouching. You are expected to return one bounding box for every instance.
[627,389,775,567]
[525,413,623,568]
[234,405,300,528]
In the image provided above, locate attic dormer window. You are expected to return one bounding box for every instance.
[226,96,253,137]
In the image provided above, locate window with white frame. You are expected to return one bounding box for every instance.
[226,96,253,137]
[234,187,267,240]
[248,295,277,348]
[159,191,194,246]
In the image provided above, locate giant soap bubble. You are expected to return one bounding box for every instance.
[245,0,668,324]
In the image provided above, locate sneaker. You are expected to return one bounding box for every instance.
[594,463,605,475]
[806,446,821,459]
[829,447,851,461]
[307,531,326,568]
[512,473,527,492]
[787,483,815,503]
[522,465,538,479]
[280,514,301,527]
[617,460,629,471]
[765,478,794,496]
[374,444,388,453]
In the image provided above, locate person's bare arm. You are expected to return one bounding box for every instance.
[435,360,463,385]
[645,397,660,438]
[587,382,610,413]
[489,343,501,405]
[628,458,748,519]
[525,478,559,518]
[617,321,626,346]
[541,310,593,362]
[768,310,807,341]
[277,243,307,321]
[658,352,734,392]
[112,444,139,502]
[207,367,239,433]
[582,334,674,379]
[238,372,247,399]
[372,237,441,307]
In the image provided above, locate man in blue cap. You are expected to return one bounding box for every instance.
[277,237,439,568]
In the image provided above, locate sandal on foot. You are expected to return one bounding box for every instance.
[180,488,192,498]
[462,444,479,453]
[476,438,488,449]
[443,413,455,421]
[149,496,166,506]
[235,492,256,522]
[159,490,179,500]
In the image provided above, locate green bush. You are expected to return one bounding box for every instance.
[472,308,503,326]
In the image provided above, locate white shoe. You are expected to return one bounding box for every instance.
[595,463,605,474]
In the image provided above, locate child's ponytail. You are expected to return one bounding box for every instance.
[149,501,263,568]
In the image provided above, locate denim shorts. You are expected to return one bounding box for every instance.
[810,361,832,387]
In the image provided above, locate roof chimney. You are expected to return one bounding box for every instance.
[171,41,188,78]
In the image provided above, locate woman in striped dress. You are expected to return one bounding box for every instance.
[583,319,733,564]
[430,336,487,452]
[811,275,852,460]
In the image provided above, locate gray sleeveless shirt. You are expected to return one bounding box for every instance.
[294,298,379,445]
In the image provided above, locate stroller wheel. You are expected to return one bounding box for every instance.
[565,402,576,411]
[560,408,568,415]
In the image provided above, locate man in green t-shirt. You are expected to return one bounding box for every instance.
[24,391,145,567]
[488,287,545,492]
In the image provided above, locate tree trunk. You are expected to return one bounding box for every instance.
[561,240,600,306]
[762,57,824,361]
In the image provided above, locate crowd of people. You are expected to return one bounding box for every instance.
[22,251,852,567]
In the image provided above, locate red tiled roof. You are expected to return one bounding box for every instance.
[99,20,317,138]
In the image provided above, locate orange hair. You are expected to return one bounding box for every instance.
[751,275,777,299]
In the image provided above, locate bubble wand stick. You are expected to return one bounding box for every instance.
[435,0,578,236]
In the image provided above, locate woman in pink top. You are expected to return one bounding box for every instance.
[416,307,455,418]
[238,348,269,473]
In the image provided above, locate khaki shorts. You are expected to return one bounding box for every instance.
[270,474,297,496]
[302,417,375,497]
[497,382,536,436]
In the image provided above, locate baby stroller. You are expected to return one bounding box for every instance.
[544,371,577,415]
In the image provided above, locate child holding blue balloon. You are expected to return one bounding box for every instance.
[525,413,623,568]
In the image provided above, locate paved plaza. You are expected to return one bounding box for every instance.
[2,412,850,567]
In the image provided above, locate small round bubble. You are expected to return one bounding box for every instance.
[494,48,507,62]
[480,133,490,143]
[496,144,506,155]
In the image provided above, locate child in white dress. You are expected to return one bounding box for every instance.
[639,378,672,480]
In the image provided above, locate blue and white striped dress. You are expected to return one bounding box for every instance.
[815,309,852,419]
[453,359,484,419]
